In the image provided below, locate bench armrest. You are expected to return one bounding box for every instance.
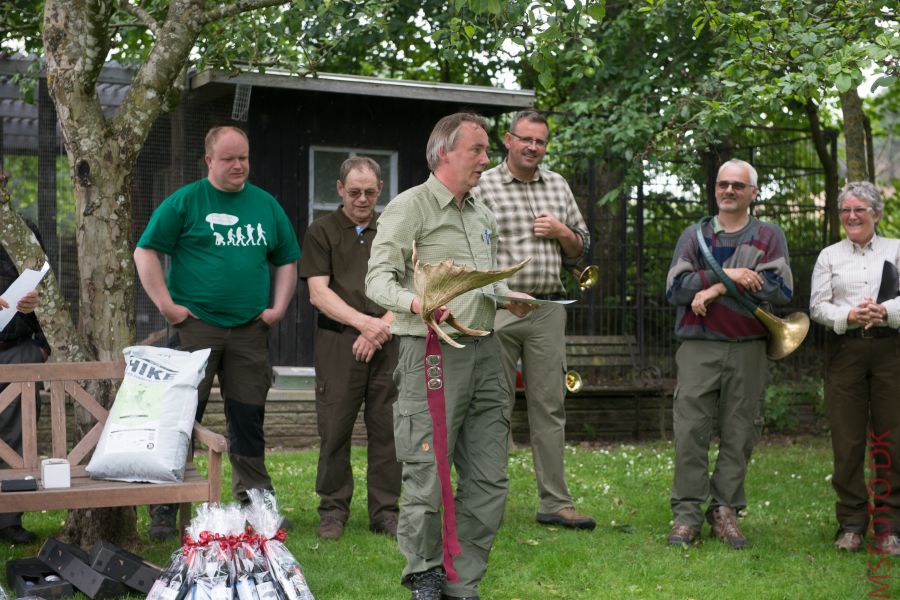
[191,422,228,453]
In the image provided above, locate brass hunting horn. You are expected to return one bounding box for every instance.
[565,369,583,393]
[694,220,809,360]
[572,265,599,290]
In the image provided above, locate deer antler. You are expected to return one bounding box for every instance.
[413,243,529,348]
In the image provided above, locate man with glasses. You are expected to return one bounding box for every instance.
[665,158,793,548]
[299,156,401,540]
[367,113,533,600]
[475,110,595,530]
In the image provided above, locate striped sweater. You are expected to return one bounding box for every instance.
[666,217,793,341]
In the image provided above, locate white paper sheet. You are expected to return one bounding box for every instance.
[482,291,576,306]
[0,261,50,330]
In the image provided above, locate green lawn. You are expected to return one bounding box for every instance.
[2,437,895,599]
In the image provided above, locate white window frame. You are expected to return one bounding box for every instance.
[308,145,399,225]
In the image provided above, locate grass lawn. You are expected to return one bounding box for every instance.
[1,436,893,599]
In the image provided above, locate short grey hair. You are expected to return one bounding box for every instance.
[838,181,883,213]
[339,156,381,184]
[718,159,758,188]
[426,113,489,171]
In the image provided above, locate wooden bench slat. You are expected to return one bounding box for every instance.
[0,382,22,414]
[567,356,635,367]
[50,381,67,457]
[0,361,126,382]
[65,380,108,423]
[0,465,212,513]
[68,422,104,466]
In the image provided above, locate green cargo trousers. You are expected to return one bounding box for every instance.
[495,303,573,513]
[394,334,510,599]
[671,339,767,528]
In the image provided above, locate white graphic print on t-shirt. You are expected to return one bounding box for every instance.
[205,212,267,247]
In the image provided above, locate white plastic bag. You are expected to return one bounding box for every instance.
[86,345,210,483]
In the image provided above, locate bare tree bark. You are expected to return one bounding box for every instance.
[839,87,868,182]
[805,99,841,244]
[0,171,89,360]
[864,114,875,183]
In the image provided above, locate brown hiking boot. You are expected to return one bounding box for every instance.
[370,512,399,537]
[316,515,345,540]
[536,507,596,530]
[706,506,747,549]
[834,530,864,552]
[667,523,700,545]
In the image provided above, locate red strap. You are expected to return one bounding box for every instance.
[424,309,461,582]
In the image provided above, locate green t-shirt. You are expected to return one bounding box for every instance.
[137,179,300,327]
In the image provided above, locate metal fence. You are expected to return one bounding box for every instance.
[560,126,837,381]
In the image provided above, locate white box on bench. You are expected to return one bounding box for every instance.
[41,458,71,489]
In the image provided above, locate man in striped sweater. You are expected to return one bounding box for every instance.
[665,159,793,548]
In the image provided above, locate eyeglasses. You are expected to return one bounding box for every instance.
[839,207,874,217]
[508,131,548,148]
[716,180,754,191]
[346,189,379,199]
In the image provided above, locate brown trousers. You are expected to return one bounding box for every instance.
[825,333,900,535]
[314,327,400,524]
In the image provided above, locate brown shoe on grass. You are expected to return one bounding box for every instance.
[536,507,596,530]
[317,515,345,540]
[834,530,864,552]
[878,533,900,555]
[370,512,399,537]
[707,506,747,549]
[667,523,700,545]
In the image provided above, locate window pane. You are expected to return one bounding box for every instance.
[313,150,349,204]
[372,155,392,206]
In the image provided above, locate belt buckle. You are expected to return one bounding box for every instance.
[860,327,873,339]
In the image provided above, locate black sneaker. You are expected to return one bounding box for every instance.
[409,568,445,600]
[147,504,179,542]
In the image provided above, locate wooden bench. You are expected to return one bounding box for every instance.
[0,361,227,531]
[565,335,668,439]
[513,335,670,441]
[564,335,662,390]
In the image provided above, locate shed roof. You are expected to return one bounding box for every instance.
[190,69,534,110]
[1,57,534,153]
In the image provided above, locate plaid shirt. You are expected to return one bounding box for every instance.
[475,160,589,295]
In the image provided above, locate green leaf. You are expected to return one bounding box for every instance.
[587,4,606,21]
[464,24,476,39]
[538,70,554,91]
[870,76,896,90]
[835,72,852,93]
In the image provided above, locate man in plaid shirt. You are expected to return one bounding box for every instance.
[474,110,595,530]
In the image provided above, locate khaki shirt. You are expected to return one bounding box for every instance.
[366,174,512,338]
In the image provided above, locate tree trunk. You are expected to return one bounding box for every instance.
[804,99,841,245]
[840,87,868,182]
[57,156,140,547]
[42,0,156,546]
[0,171,89,360]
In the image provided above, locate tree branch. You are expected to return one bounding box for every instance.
[120,1,161,36]
[201,0,291,24]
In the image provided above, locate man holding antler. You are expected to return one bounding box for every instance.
[366,113,533,600]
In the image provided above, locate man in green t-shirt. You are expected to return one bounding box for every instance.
[134,126,300,541]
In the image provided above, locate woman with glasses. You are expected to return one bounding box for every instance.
[810,181,900,554]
